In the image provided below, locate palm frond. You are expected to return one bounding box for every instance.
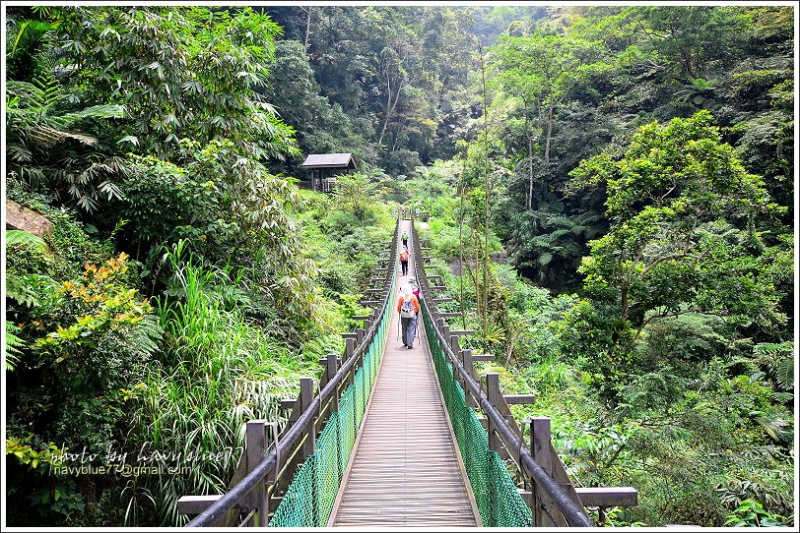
[30,125,97,148]
[5,229,47,252]
[52,103,126,130]
[755,416,791,442]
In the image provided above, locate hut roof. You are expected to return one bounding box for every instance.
[301,153,355,169]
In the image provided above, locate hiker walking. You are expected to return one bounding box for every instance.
[408,277,421,301]
[399,246,409,276]
[401,230,408,248]
[397,290,420,349]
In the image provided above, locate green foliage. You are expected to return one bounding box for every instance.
[491,32,610,169]
[126,246,321,525]
[5,228,55,323]
[503,207,604,291]
[559,298,635,404]
[45,6,297,162]
[5,434,64,470]
[422,218,464,258]
[497,275,577,366]
[6,181,113,275]
[332,173,382,221]
[397,162,464,212]
[6,243,162,526]
[564,112,788,403]
[112,154,225,264]
[5,73,126,211]
[32,254,158,395]
[262,39,363,164]
[724,500,791,527]
[5,5,794,528]
[752,342,794,392]
[263,5,481,171]
[4,435,88,524]
[5,219,96,373]
[572,110,776,222]
[100,138,329,346]
[5,12,59,80]
[5,321,26,371]
[6,228,47,252]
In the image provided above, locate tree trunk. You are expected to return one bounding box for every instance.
[544,101,554,165]
[303,7,312,49]
[481,48,490,343]
[527,135,534,210]
[377,80,402,148]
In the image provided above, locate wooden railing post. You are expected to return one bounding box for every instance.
[530,417,560,527]
[355,327,364,346]
[449,335,465,393]
[484,373,504,455]
[449,334,460,355]
[299,378,316,459]
[245,420,270,527]
[344,338,355,370]
[461,349,478,408]
[484,373,523,465]
[326,354,340,414]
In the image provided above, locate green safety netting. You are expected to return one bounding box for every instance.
[268,277,394,527]
[421,302,534,527]
[269,225,531,527]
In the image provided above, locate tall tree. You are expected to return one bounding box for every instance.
[261,40,356,160]
[566,111,788,399]
[492,32,609,208]
[46,6,297,162]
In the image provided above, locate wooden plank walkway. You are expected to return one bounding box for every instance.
[329,219,479,527]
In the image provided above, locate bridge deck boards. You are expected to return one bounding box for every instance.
[330,220,479,528]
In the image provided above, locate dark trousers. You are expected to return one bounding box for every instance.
[402,238,408,247]
[400,260,408,275]
[401,314,418,347]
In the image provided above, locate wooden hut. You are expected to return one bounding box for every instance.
[301,153,356,193]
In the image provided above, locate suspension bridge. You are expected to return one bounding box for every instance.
[177,217,637,528]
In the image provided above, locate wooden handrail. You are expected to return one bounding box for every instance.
[181,218,401,527]
[408,219,637,527]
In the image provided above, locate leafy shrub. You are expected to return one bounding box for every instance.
[6,252,161,526]
[126,250,322,526]
[113,155,223,260]
[26,253,162,449]
[724,500,791,527]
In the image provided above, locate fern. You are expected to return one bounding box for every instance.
[30,125,97,148]
[753,342,794,391]
[5,231,55,308]
[770,392,793,404]
[30,73,60,110]
[131,314,165,357]
[772,358,794,391]
[302,333,344,362]
[5,321,25,371]
[5,274,58,309]
[7,69,127,212]
[755,415,791,443]
[54,104,126,130]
